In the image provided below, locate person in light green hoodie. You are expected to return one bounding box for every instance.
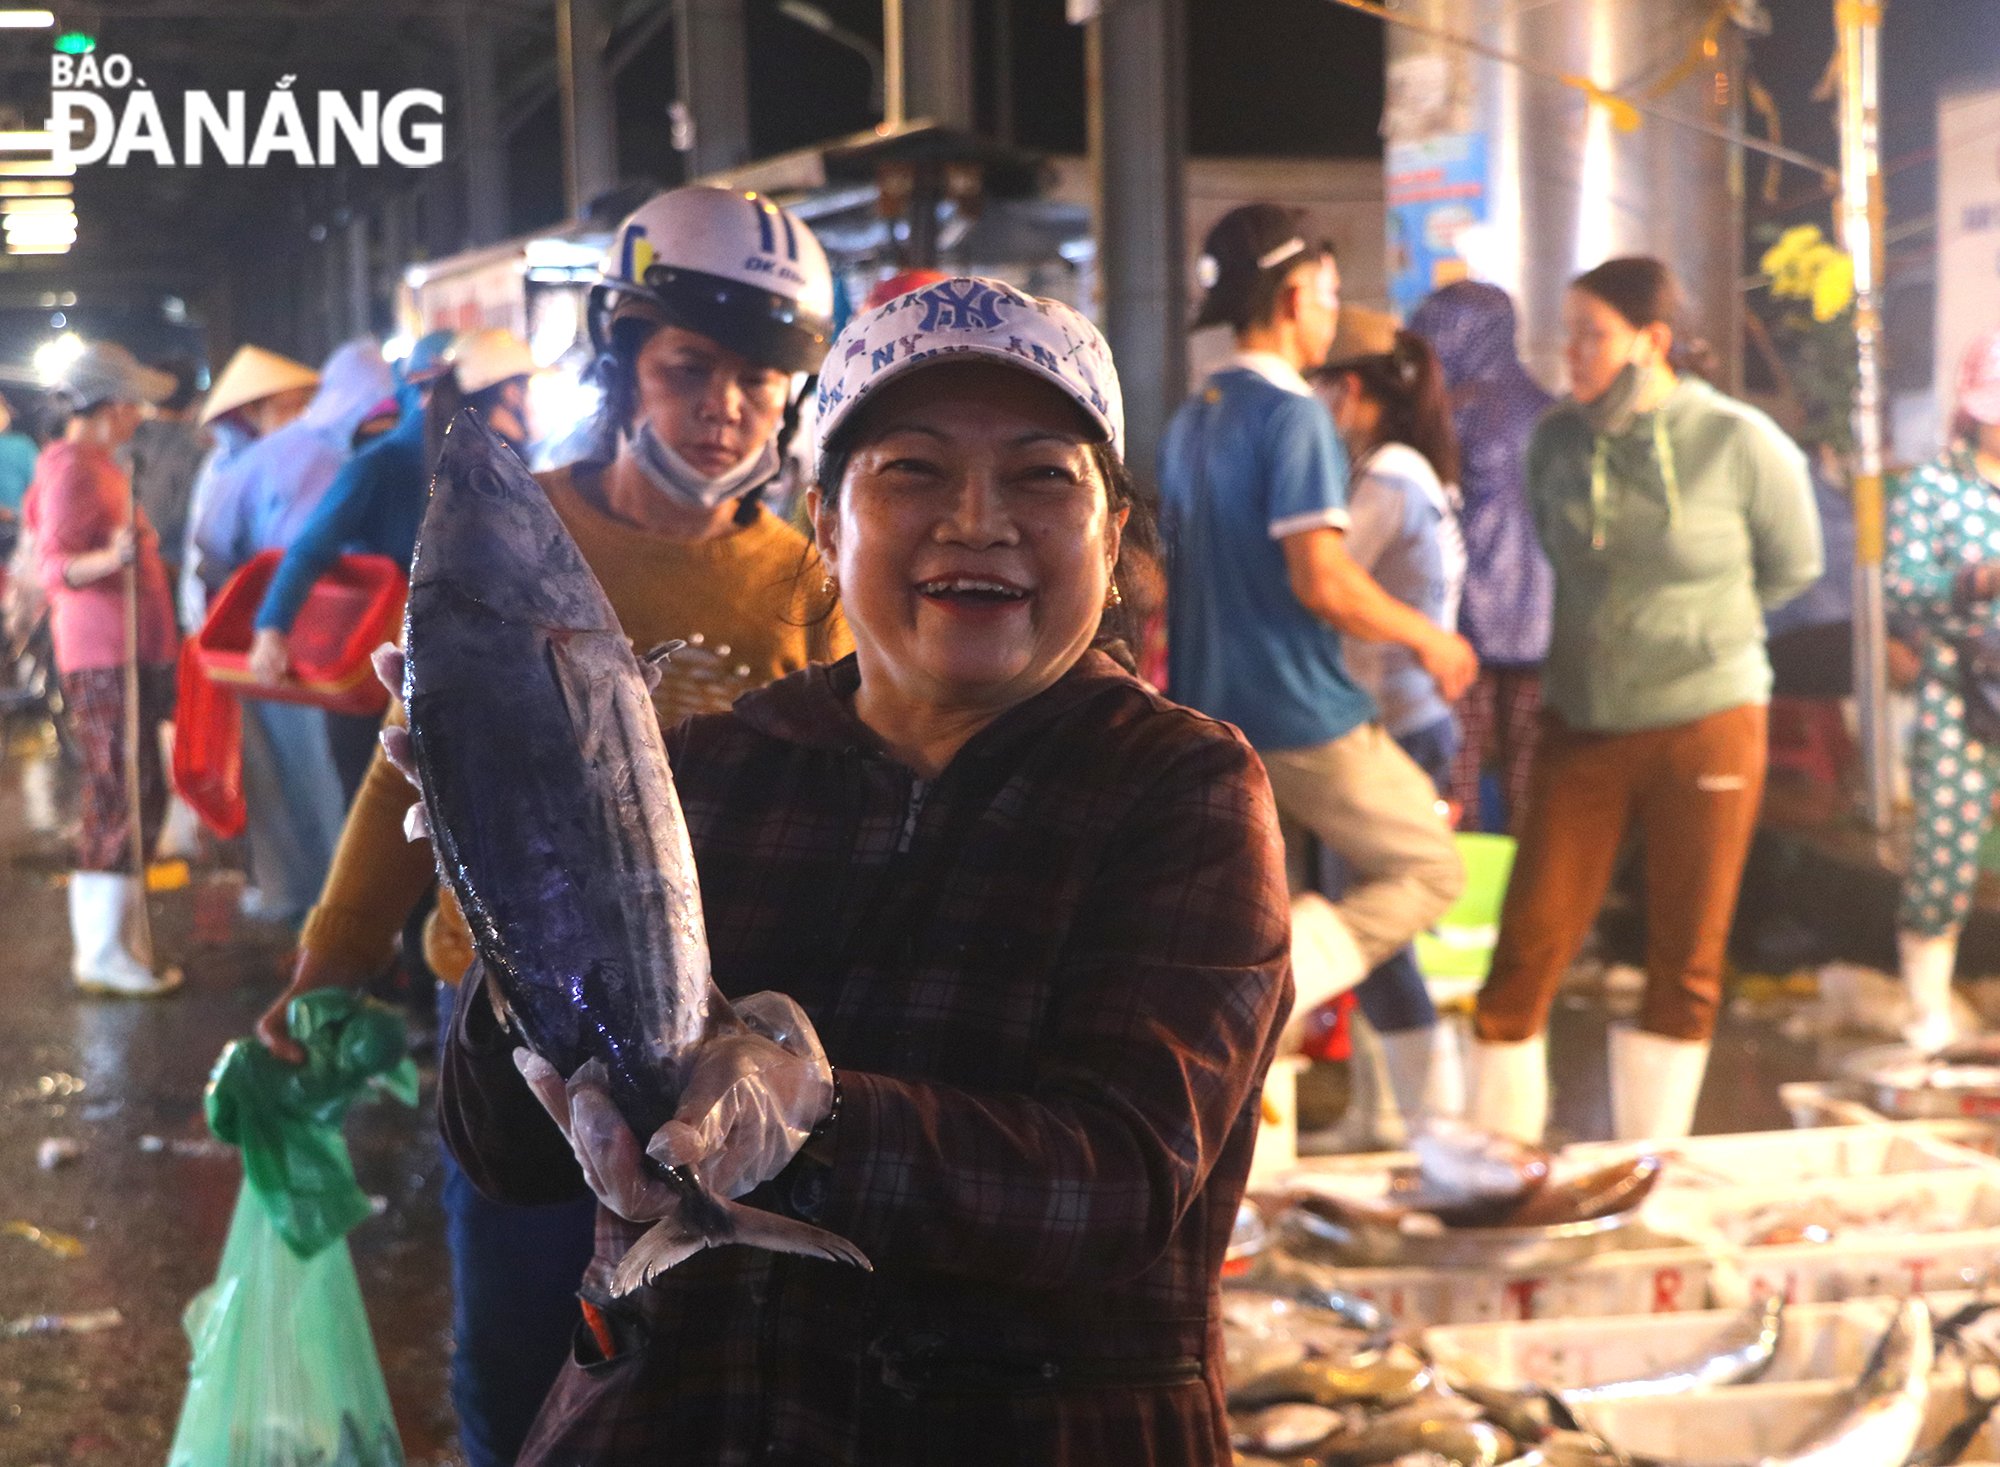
[1469,257,1820,1145]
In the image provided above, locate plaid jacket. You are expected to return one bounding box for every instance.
[440,650,1292,1466]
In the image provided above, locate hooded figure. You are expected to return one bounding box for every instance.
[234,340,397,556]
[1409,282,1555,668]
[1408,282,1556,831]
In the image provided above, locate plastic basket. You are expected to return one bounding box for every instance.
[195,551,404,715]
[1414,833,1517,999]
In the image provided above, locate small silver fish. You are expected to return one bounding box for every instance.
[1230,1401,1349,1456]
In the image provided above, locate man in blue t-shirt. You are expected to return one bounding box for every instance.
[1160,203,1478,1060]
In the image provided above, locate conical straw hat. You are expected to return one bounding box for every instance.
[200,345,321,426]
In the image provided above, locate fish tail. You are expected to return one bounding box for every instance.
[609,1195,872,1295]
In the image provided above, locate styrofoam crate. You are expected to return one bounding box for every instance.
[1568,1125,2000,1193]
[1720,1224,2000,1304]
[1647,1170,2000,1248]
[1579,1377,1996,1461]
[1424,1294,1965,1394]
[1288,1242,1715,1332]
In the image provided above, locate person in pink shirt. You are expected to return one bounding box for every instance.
[29,341,182,996]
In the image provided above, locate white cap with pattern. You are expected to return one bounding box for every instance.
[811,277,1123,483]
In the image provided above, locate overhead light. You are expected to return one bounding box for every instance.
[33,331,84,380]
[7,220,79,244]
[0,11,56,28]
[6,208,76,229]
[0,179,71,197]
[0,160,75,177]
[2,197,73,216]
[8,242,72,255]
[0,131,53,152]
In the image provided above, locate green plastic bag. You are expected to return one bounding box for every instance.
[168,991,416,1467]
[204,989,420,1259]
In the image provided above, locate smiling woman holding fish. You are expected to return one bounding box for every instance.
[434,278,1294,1466]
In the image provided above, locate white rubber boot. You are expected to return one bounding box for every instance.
[68,872,180,998]
[1378,1025,1439,1134]
[1467,1034,1548,1144]
[1608,1025,1709,1141]
[1299,1010,1406,1155]
[1898,928,1962,1056]
[1281,893,1369,1051]
[1425,1018,1468,1123]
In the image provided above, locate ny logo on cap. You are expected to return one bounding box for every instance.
[913,281,1007,334]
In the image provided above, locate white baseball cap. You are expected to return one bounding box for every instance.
[811,276,1123,484]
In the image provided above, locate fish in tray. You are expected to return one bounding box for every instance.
[1563,1294,1787,1405]
[403,411,870,1293]
[1394,1125,1554,1227]
[1604,1299,1933,1467]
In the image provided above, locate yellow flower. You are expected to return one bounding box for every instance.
[1761,225,1824,297]
[1810,247,1855,321]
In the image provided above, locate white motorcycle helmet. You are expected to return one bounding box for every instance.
[588,186,836,377]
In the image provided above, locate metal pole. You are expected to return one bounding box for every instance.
[674,0,752,178]
[1837,0,1893,831]
[460,14,509,245]
[120,471,154,970]
[882,0,906,131]
[345,214,371,340]
[1088,0,1186,490]
[555,0,617,219]
[899,0,973,130]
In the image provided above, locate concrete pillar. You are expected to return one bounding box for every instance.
[555,0,618,218]
[674,0,751,178]
[1088,0,1187,485]
[895,0,974,131]
[460,16,509,245]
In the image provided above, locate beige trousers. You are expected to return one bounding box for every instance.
[1261,723,1465,967]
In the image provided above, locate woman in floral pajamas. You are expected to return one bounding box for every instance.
[1885,328,2000,1052]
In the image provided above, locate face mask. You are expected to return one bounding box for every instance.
[627,421,780,511]
[1579,361,1646,436]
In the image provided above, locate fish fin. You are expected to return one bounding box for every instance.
[609,1197,872,1295]
[718,1199,872,1273]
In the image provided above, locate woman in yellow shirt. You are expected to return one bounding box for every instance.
[254,187,847,1467]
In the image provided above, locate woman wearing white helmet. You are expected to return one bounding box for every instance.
[255,187,849,1467]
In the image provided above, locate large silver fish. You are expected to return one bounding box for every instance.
[1566,1294,1786,1405]
[404,410,869,1292]
[1626,1299,1932,1467]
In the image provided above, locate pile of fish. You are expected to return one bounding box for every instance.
[1220,1270,2000,1466]
[1273,1127,1664,1268]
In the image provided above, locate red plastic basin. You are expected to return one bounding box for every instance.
[195,550,406,716]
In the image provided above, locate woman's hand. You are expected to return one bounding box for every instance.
[513,991,834,1215]
[248,628,291,686]
[254,948,375,1065]
[64,526,137,587]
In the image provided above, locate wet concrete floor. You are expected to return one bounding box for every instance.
[0,729,457,1467]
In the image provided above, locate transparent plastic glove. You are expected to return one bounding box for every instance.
[512,991,833,1214]
[368,644,432,845]
[648,992,834,1199]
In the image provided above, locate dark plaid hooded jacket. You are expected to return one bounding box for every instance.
[440,649,1293,1467]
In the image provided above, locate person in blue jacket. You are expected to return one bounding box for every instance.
[247,329,454,787]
